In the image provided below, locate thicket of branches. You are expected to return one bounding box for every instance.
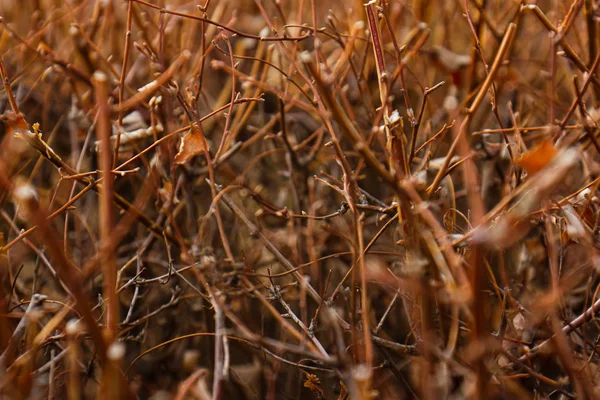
[1,0,600,398]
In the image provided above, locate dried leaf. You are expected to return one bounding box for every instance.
[174,124,209,165]
[303,373,324,398]
[513,312,525,331]
[563,204,590,242]
[516,139,557,175]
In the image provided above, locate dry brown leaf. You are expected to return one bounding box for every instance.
[303,373,324,398]
[174,124,209,165]
[516,139,557,175]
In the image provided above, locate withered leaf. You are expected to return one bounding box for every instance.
[303,373,324,398]
[516,139,557,175]
[174,124,209,165]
